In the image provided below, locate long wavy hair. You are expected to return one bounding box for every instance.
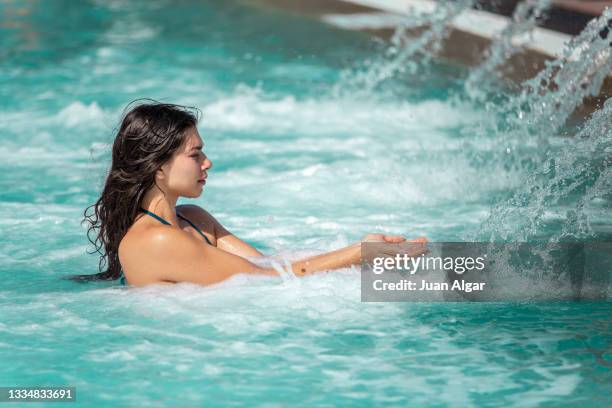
[71,100,200,281]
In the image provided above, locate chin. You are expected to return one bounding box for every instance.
[194,187,204,198]
[181,189,202,199]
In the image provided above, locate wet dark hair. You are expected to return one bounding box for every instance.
[70,100,200,282]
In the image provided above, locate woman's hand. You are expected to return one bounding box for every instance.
[361,233,428,257]
[361,233,407,243]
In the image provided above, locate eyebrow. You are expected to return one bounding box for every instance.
[189,144,204,151]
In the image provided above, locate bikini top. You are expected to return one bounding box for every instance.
[119,207,212,285]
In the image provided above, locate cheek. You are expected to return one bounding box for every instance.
[167,160,198,188]
[179,161,196,177]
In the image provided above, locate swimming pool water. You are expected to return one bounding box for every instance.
[0,0,610,406]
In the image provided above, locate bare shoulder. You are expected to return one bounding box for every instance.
[119,222,265,287]
[119,225,203,285]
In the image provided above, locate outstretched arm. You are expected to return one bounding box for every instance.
[127,230,427,286]
[267,234,427,276]
[284,242,361,276]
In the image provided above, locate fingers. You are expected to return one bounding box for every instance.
[379,235,430,257]
[366,234,429,245]
[383,235,406,243]
[382,236,428,242]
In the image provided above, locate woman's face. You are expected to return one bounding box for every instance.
[159,126,212,198]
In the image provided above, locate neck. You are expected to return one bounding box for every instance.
[140,184,179,225]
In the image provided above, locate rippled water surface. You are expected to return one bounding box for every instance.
[1,0,610,406]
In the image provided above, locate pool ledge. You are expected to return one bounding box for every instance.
[258,0,611,117]
[324,1,573,60]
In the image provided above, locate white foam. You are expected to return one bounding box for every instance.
[104,19,159,44]
[200,84,481,135]
[57,101,106,128]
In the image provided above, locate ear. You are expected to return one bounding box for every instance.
[156,164,168,180]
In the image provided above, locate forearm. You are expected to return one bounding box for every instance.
[252,234,426,279]
[263,242,361,277]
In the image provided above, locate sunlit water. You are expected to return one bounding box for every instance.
[0,0,610,406]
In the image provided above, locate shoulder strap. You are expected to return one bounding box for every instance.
[138,207,212,244]
[177,213,213,245]
[120,208,211,285]
[139,207,171,225]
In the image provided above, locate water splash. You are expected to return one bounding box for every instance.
[465,0,552,101]
[468,96,610,297]
[331,1,612,246]
[462,8,612,202]
[478,97,612,242]
[506,7,612,135]
[332,0,475,97]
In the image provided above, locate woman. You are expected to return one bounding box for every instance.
[75,101,426,286]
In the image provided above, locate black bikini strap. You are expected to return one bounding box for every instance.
[177,213,212,245]
[139,207,212,245]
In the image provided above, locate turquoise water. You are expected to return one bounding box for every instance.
[0,0,610,406]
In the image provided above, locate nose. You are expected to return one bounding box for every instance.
[202,157,212,171]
